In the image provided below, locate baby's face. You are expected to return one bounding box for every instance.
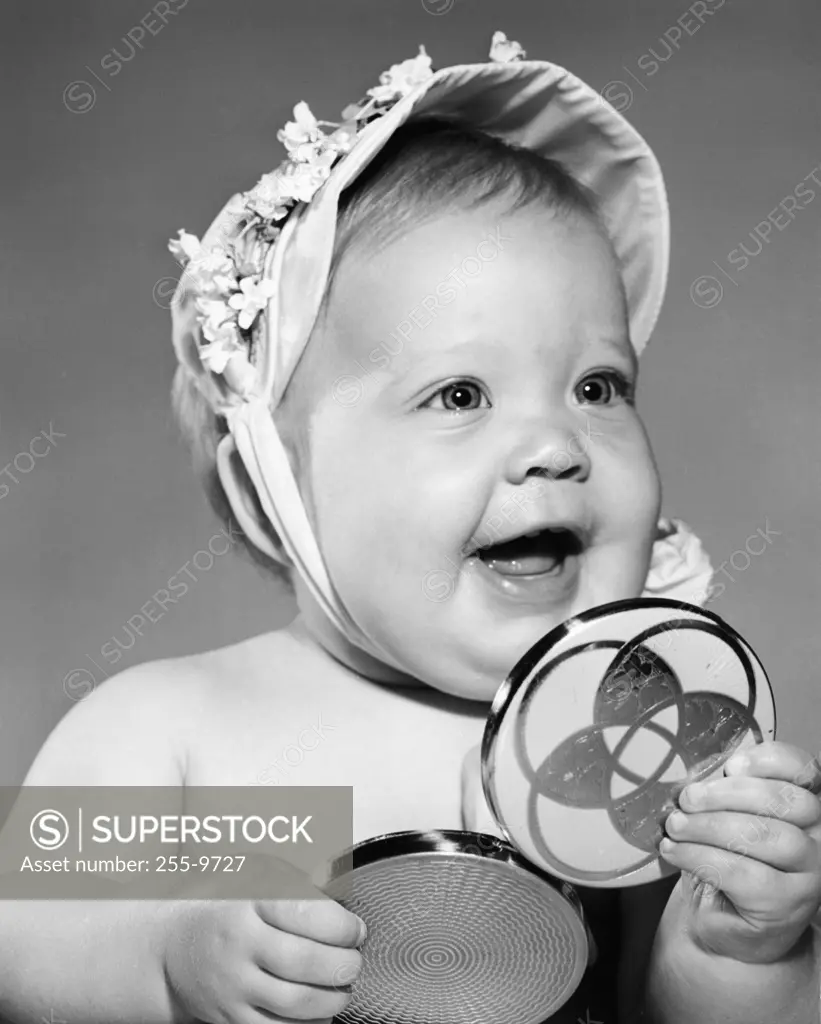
[292,200,661,700]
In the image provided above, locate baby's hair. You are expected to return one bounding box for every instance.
[325,116,601,304]
[171,116,601,591]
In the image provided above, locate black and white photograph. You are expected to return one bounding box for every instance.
[1,1,819,1021]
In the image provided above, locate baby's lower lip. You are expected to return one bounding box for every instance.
[471,552,581,605]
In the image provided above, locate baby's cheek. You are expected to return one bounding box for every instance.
[592,419,661,549]
[596,412,659,485]
[305,448,422,580]
[586,406,653,452]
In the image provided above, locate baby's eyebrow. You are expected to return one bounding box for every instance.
[380,332,637,386]
[384,335,500,373]
[594,334,638,371]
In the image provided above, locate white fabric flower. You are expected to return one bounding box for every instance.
[224,193,247,216]
[489,31,527,63]
[328,122,358,154]
[199,337,244,375]
[276,150,336,203]
[642,517,714,606]
[193,298,243,373]
[341,100,366,121]
[170,232,236,294]
[244,172,292,222]
[228,276,277,330]
[184,247,236,296]
[195,298,235,339]
[277,101,322,160]
[168,229,202,265]
[367,45,433,104]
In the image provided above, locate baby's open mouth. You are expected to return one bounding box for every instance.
[475,527,583,577]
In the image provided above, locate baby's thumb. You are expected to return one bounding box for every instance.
[460,743,505,838]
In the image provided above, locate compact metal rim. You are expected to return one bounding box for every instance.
[323,828,592,1024]
[321,828,587,925]
[482,596,777,777]
[480,596,776,886]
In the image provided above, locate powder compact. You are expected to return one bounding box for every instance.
[324,598,776,1024]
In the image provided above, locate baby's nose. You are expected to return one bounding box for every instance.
[504,426,592,485]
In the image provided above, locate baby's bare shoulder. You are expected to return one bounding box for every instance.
[23,634,292,787]
[181,628,345,785]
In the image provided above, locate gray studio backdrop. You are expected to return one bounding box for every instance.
[1,0,818,781]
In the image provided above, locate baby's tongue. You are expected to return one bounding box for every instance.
[478,533,564,576]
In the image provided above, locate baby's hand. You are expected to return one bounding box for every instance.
[164,890,366,1023]
[661,741,821,964]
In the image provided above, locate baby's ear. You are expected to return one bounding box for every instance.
[216,435,293,570]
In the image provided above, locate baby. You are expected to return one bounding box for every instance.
[2,30,819,1024]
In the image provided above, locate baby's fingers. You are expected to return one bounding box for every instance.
[680,776,821,829]
[664,809,819,872]
[659,840,815,911]
[725,742,821,793]
[245,970,351,1021]
[257,897,366,948]
[254,925,363,988]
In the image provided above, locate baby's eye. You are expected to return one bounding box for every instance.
[420,380,491,413]
[574,370,634,406]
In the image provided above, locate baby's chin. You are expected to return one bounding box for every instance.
[404,571,646,702]
[378,606,576,704]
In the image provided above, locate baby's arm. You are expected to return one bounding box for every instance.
[644,877,820,1023]
[639,741,821,1023]
[616,874,678,1019]
[0,662,194,1023]
[0,660,364,1024]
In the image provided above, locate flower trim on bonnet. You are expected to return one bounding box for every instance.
[169,32,525,388]
[645,517,714,605]
[167,29,714,616]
